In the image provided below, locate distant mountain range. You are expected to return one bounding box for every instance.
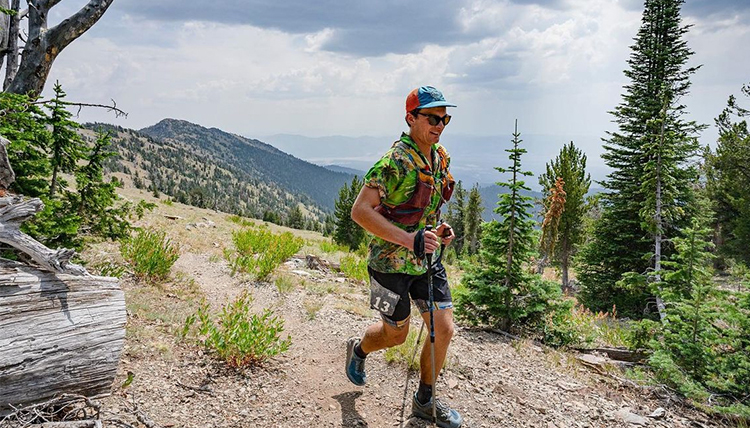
[263,132,611,189]
[322,165,366,176]
[88,119,606,225]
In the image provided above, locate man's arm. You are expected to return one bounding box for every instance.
[351,186,440,254]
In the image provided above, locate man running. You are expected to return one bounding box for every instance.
[346,86,463,428]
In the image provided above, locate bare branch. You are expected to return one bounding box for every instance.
[45,0,113,53]
[29,98,128,118]
[6,0,113,95]
[39,0,63,10]
[70,99,128,118]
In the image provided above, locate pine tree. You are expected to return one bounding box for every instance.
[648,219,718,389]
[46,82,85,197]
[457,121,559,331]
[74,131,132,240]
[538,142,591,291]
[444,180,466,255]
[464,184,483,256]
[705,82,750,265]
[578,0,704,318]
[0,92,50,197]
[286,204,305,230]
[538,177,566,277]
[333,176,365,251]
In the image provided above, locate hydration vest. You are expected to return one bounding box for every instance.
[375,141,455,226]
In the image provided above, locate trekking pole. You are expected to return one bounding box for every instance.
[425,225,437,427]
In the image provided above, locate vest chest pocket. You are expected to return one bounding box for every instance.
[375,170,434,226]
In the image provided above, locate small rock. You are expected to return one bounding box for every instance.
[648,408,666,419]
[616,408,649,426]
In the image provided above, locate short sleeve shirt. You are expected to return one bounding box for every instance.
[364,133,451,275]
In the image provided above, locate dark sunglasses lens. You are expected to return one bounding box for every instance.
[425,114,450,126]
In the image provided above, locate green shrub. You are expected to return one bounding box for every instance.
[542,301,629,348]
[120,228,179,281]
[183,291,291,367]
[355,240,369,258]
[92,260,127,278]
[226,227,304,281]
[320,240,347,254]
[340,254,368,283]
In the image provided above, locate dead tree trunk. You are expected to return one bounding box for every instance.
[5,0,115,96]
[0,138,124,414]
[0,260,125,414]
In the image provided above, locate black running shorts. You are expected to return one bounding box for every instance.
[367,263,453,328]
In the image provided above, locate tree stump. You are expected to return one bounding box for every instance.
[0,260,125,414]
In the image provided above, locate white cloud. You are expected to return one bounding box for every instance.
[35,0,749,159]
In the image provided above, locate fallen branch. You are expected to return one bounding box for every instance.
[29,421,101,428]
[0,394,100,427]
[176,380,214,396]
[0,196,87,275]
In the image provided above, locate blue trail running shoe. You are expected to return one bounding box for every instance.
[412,392,463,428]
[345,337,366,386]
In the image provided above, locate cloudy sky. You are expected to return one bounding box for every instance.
[37,0,750,179]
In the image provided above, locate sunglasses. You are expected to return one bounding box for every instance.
[416,112,451,126]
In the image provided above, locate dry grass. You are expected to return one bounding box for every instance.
[304,298,324,321]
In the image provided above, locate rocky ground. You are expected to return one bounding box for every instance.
[81,190,730,428]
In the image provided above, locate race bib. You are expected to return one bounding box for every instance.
[370,276,400,317]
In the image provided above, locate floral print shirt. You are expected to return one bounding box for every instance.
[364,132,452,275]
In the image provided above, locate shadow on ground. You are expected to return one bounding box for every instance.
[333,391,368,427]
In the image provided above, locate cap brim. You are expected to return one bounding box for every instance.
[418,101,457,109]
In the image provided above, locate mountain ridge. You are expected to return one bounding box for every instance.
[137,118,354,212]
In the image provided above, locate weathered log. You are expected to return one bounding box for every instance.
[0,259,125,415]
[0,196,87,276]
[575,346,649,363]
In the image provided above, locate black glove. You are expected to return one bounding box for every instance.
[413,229,426,259]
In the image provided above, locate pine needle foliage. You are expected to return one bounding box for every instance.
[457,121,560,332]
[47,82,85,198]
[0,87,152,250]
[539,177,566,271]
[578,0,705,318]
[444,180,466,255]
[333,175,366,251]
[538,142,590,290]
[463,184,483,257]
[705,82,750,266]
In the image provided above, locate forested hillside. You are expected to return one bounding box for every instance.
[87,120,355,224]
[140,119,353,210]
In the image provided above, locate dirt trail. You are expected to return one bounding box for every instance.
[101,248,723,428]
[93,194,724,428]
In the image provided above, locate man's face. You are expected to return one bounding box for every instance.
[409,106,448,147]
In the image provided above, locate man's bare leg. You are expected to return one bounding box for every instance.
[418,308,454,386]
[360,318,410,354]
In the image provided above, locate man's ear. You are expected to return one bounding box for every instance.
[406,112,415,126]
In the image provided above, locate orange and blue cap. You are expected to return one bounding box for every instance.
[405,86,457,112]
